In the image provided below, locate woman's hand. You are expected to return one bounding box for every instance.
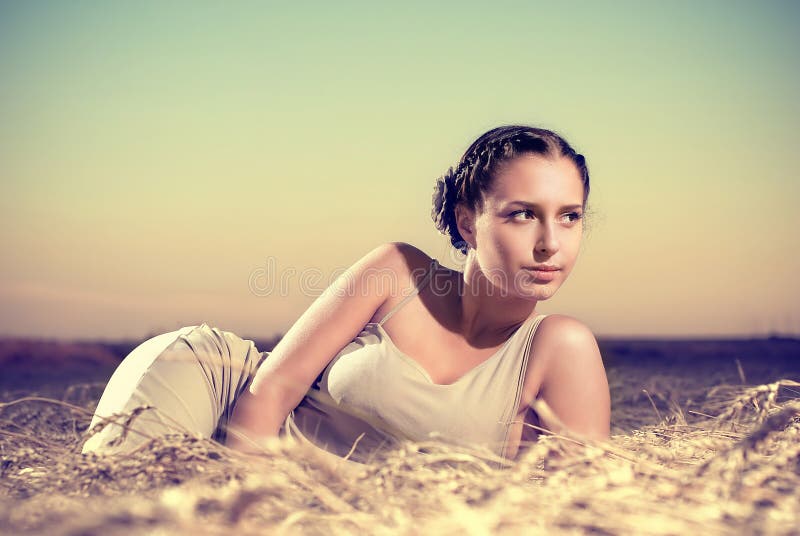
[226,387,289,454]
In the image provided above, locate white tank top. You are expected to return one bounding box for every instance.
[280,259,548,468]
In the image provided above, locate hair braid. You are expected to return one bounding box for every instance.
[431,125,591,255]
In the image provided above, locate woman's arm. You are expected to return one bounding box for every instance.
[227,242,412,453]
[533,315,610,442]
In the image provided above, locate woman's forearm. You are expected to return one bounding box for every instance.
[226,382,304,453]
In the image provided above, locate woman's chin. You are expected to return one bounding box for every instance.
[515,282,559,300]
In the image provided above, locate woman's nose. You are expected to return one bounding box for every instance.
[536,222,559,255]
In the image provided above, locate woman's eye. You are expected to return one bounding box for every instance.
[510,210,535,220]
[509,210,583,223]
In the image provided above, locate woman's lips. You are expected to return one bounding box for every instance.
[524,268,559,282]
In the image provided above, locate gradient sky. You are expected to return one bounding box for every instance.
[1,0,798,341]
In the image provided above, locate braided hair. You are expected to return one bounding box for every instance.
[431,125,590,255]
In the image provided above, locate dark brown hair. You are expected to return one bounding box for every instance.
[431,125,591,254]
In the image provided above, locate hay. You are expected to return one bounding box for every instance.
[1,379,799,535]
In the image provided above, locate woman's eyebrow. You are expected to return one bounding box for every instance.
[504,201,583,211]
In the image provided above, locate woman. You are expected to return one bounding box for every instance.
[82,125,610,469]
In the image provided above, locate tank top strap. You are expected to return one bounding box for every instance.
[378,259,439,326]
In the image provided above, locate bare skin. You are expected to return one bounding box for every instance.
[228,154,610,458]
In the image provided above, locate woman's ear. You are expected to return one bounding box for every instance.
[455,202,476,249]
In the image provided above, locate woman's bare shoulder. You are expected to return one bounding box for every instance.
[377,241,438,282]
[530,314,604,376]
[535,314,599,346]
[522,314,602,404]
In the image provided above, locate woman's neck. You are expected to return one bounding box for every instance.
[447,258,538,346]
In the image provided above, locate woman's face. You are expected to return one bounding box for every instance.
[457,154,585,300]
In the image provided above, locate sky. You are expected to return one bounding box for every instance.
[1,0,798,341]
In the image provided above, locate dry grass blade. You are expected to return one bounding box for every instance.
[2,375,800,534]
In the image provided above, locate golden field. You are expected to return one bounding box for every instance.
[1,336,798,535]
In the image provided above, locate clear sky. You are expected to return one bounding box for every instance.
[1,0,798,341]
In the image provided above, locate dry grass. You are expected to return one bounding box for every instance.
[1,378,799,535]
